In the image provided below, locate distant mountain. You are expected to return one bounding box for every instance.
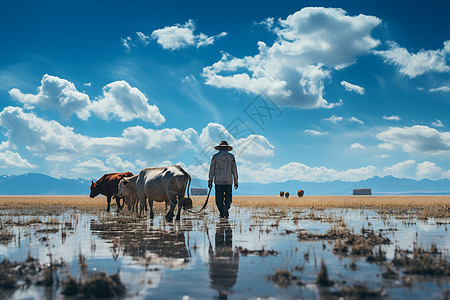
[0,173,449,196]
[0,173,92,195]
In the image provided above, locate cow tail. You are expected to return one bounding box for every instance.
[186,174,191,199]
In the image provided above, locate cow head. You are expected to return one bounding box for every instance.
[117,178,129,198]
[89,181,100,198]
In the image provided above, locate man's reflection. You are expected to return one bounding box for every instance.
[209,220,239,299]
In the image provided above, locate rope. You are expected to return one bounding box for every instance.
[184,186,212,214]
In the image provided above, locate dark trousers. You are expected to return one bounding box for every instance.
[215,185,232,217]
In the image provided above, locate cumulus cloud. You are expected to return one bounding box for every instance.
[9,75,165,124]
[416,161,443,180]
[432,119,444,127]
[377,143,394,150]
[151,19,227,50]
[340,81,365,94]
[374,40,450,78]
[203,7,380,108]
[305,129,329,136]
[348,117,364,125]
[383,160,416,178]
[91,80,165,125]
[350,143,366,150]
[383,115,401,121]
[9,74,91,120]
[376,125,450,155]
[121,36,133,52]
[429,86,450,93]
[0,150,36,169]
[0,106,194,162]
[71,156,137,174]
[324,115,343,123]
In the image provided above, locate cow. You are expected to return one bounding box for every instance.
[285,192,290,198]
[136,165,191,222]
[90,172,134,212]
[280,191,285,197]
[297,189,304,197]
[118,175,169,213]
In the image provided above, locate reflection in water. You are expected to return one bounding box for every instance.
[90,221,189,268]
[209,220,239,299]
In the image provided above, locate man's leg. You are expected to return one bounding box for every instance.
[223,185,232,218]
[215,185,225,217]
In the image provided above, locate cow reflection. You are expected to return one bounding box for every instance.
[90,221,189,268]
[209,220,239,299]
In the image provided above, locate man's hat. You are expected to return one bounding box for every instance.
[215,140,233,151]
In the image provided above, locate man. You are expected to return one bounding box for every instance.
[208,141,238,218]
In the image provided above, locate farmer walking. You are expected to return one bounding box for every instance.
[208,141,238,218]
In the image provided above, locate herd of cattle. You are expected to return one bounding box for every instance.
[89,165,193,222]
[280,190,304,198]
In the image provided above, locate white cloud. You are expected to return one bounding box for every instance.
[340,81,365,94]
[0,106,194,162]
[255,17,275,30]
[203,7,380,108]
[304,129,329,136]
[136,32,150,45]
[383,160,416,178]
[383,115,401,121]
[71,156,137,174]
[374,154,390,159]
[151,19,227,50]
[416,161,443,180]
[376,125,450,155]
[324,115,343,123]
[429,86,450,93]
[0,150,36,169]
[9,75,165,124]
[350,143,366,150]
[9,74,91,120]
[374,40,450,78]
[348,117,364,125]
[377,143,394,150]
[91,80,165,125]
[121,36,133,52]
[432,119,444,127]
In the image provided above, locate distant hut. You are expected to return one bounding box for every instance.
[280,191,285,197]
[191,188,208,196]
[297,189,304,197]
[285,192,290,198]
[353,188,372,195]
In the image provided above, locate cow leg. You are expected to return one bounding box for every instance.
[175,194,183,221]
[106,195,111,212]
[115,196,122,212]
[165,195,177,222]
[149,198,154,219]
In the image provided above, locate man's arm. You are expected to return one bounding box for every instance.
[232,155,238,189]
[208,155,215,189]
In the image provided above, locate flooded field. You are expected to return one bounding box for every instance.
[0,195,449,299]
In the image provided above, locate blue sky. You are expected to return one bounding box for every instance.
[0,0,449,183]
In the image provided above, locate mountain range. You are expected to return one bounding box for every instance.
[0,173,449,196]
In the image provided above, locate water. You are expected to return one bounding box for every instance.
[0,206,449,299]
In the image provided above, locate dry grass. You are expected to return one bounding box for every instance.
[0,195,449,209]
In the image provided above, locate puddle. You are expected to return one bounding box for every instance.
[0,205,449,299]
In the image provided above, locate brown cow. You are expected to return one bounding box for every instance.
[90,172,134,212]
[280,191,285,197]
[297,189,304,197]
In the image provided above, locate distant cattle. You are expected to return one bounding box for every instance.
[353,188,372,195]
[297,189,304,197]
[285,192,290,198]
[90,172,134,212]
[136,165,191,222]
[280,191,285,197]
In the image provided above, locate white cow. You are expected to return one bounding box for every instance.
[136,165,191,221]
[117,175,140,212]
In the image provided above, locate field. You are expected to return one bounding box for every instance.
[1,195,449,299]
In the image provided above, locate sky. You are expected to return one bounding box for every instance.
[0,0,449,184]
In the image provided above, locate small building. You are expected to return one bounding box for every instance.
[353,188,372,195]
[191,188,208,196]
